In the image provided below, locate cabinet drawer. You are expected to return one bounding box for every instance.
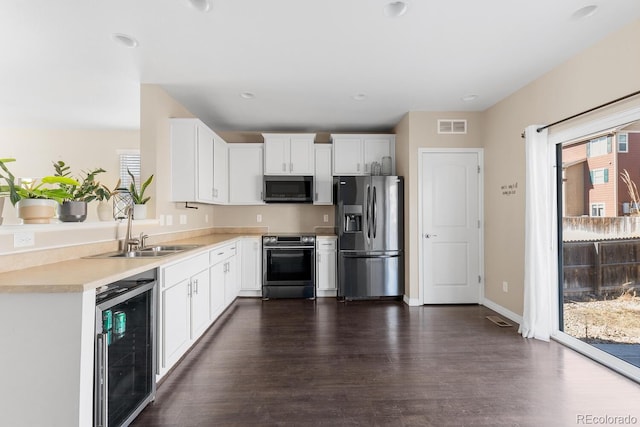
[316,238,337,250]
[163,252,209,288]
[210,243,237,265]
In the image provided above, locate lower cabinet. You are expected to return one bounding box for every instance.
[316,236,337,297]
[158,252,210,376]
[210,242,239,309]
[240,236,262,296]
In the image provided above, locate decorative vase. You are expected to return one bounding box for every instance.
[113,188,133,220]
[59,201,87,222]
[133,204,147,220]
[97,201,112,221]
[17,199,59,224]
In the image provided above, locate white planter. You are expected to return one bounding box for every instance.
[17,199,59,224]
[133,204,147,220]
[96,201,113,221]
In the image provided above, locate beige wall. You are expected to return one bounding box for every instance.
[0,128,139,224]
[482,19,640,315]
[394,112,484,302]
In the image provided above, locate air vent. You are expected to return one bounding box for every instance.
[438,119,467,134]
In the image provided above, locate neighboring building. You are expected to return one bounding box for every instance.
[562,124,640,217]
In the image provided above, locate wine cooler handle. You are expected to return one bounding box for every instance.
[96,332,109,427]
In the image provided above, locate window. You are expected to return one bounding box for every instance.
[590,168,609,184]
[618,133,628,153]
[586,135,611,157]
[590,202,605,217]
[119,151,140,190]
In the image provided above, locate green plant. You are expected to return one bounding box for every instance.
[0,158,20,205]
[94,179,121,202]
[53,161,106,202]
[128,169,153,204]
[16,176,80,203]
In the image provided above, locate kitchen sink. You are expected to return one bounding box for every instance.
[85,244,203,259]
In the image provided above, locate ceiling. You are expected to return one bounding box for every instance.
[1,1,639,133]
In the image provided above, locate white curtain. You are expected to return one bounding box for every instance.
[519,125,558,341]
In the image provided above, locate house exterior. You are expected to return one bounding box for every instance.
[562,126,640,217]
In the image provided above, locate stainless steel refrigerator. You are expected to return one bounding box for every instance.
[335,176,404,298]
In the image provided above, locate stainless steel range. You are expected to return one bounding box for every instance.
[262,234,316,299]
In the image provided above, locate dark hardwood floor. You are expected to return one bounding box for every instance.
[133,299,640,427]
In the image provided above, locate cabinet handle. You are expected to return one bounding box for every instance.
[187,281,192,297]
[194,279,199,295]
[289,162,293,172]
[282,162,286,172]
[315,192,318,201]
[365,163,368,172]
[357,163,360,172]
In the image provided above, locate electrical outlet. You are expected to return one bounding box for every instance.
[14,232,35,248]
[159,214,165,226]
[166,215,173,226]
[502,281,508,293]
[205,214,209,223]
[256,214,262,223]
[179,214,187,225]
[323,214,329,223]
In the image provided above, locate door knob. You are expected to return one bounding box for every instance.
[424,234,438,238]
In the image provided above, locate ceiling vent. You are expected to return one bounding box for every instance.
[438,119,467,134]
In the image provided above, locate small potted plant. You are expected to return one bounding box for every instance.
[15,175,79,224]
[94,179,120,221]
[128,169,153,220]
[0,158,20,225]
[53,161,106,222]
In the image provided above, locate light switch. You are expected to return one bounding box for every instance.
[179,214,187,225]
[257,214,262,223]
[323,214,329,223]
[14,232,35,248]
[166,215,173,226]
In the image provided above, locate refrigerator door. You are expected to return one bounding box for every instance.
[336,176,370,251]
[338,252,403,298]
[369,176,403,252]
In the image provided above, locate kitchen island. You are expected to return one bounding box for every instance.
[0,233,250,427]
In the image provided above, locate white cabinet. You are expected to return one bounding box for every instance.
[314,144,333,205]
[240,237,262,296]
[228,144,265,205]
[316,236,337,297]
[331,134,395,176]
[263,133,315,175]
[210,242,238,308]
[170,118,228,205]
[158,252,210,375]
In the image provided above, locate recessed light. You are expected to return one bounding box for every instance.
[461,94,479,102]
[384,1,408,18]
[112,33,139,48]
[572,5,598,20]
[352,93,367,101]
[240,92,255,99]
[188,0,211,13]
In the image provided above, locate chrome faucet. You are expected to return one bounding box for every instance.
[123,206,140,252]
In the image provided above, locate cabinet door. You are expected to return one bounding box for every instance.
[289,137,315,174]
[210,262,226,320]
[316,238,337,291]
[162,279,191,369]
[170,119,198,202]
[241,237,262,291]
[264,136,289,175]
[196,124,215,203]
[332,137,363,175]
[190,268,210,339]
[224,256,238,305]
[213,135,228,204]
[229,144,265,204]
[314,144,333,205]
[363,137,392,175]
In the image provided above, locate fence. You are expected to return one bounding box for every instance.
[563,216,640,237]
[563,239,640,297]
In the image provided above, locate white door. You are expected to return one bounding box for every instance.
[196,124,214,203]
[332,137,363,175]
[314,144,333,204]
[212,136,228,203]
[421,151,482,304]
[289,137,314,174]
[229,144,264,204]
[264,137,289,174]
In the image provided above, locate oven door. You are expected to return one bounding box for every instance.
[263,246,315,298]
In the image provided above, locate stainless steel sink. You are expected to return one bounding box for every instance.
[85,244,203,259]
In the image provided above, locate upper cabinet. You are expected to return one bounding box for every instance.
[314,144,333,205]
[228,144,265,205]
[170,118,227,205]
[263,133,315,175]
[331,134,395,176]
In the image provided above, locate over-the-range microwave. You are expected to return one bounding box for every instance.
[263,175,313,203]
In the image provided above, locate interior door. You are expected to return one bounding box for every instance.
[421,151,481,304]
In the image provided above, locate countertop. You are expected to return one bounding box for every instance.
[0,234,248,294]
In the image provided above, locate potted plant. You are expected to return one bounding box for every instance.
[128,169,153,220]
[53,161,106,222]
[94,179,120,221]
[15,175,79,224]
[0,158,20,225]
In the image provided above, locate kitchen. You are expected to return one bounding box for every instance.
[2,1,640,426]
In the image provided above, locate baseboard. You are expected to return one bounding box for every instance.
[482,298,523,325]
[403,295,421,306]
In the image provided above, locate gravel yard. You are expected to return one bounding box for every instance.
[563,293,640,344]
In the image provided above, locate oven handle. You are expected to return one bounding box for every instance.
[96,332,108,427]
[264,246,315,250]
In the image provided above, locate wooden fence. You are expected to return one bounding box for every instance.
[563,216,640,236]
[563,239,640,297]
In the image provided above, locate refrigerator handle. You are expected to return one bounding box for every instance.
[96,332,108,427]
[366,185,371,240]
[372,186,377,239]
